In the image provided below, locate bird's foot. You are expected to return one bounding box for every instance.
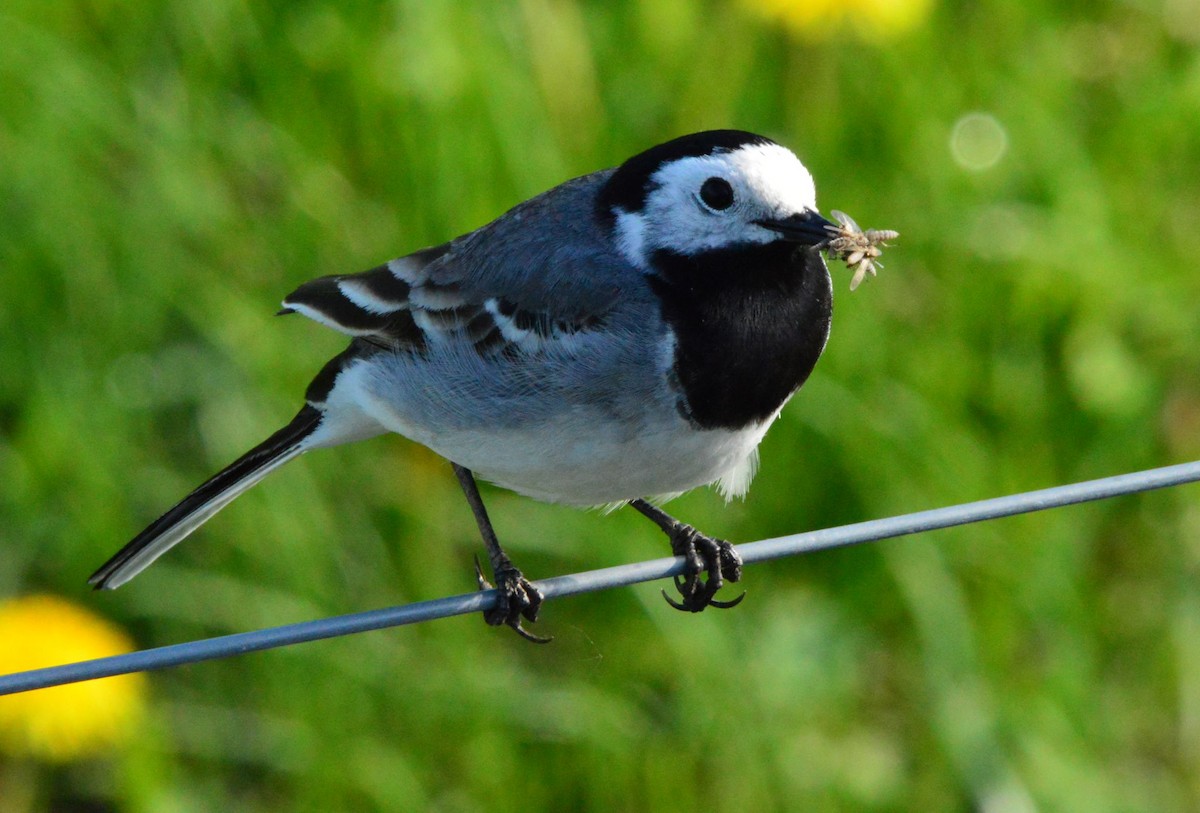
[662,525,745,613]
[474,556,551,643]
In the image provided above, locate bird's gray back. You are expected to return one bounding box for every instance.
[427,169,636,317]
[356,169,677,442]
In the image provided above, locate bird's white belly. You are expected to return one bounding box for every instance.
[418,413,770,505]
[332,342,777,505]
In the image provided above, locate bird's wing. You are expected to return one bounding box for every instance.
[279,243,450,348]
[279,171,639,359]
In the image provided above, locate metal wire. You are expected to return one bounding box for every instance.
[3,458,1200,696]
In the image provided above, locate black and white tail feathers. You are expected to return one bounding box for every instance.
[88,405,325,590]
[89,249,435,591]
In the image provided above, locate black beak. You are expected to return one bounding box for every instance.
[756,210,836,246]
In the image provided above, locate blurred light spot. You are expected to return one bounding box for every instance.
[376,12,468,102]
[980,780,1038,813]
[965,203,1037,261]
[1061,22,1146,79]
[1167,193,1200,255]
[198,397,259,461]
[293,164,355,227]
[106,352,159,409]
[106,344,225,409]
[287,8,350,70]
[741,0,933,41]
[1165,0,1200,44]
[0,595,145,762]
[0,439,31,504]
[949,113,1008,172]
[1064,327,1153,418]
[1161,385,1200,458]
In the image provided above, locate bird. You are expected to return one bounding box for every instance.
[90,129,840,642]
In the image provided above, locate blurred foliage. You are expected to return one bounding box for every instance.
[3,0,1200,810]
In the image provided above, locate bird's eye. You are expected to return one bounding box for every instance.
[699,177,734,211]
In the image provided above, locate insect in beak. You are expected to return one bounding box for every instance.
[821,210,900,291]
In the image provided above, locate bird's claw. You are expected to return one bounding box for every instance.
[662,526,745,613]
[473,555,551,643]
[661,588,746,612]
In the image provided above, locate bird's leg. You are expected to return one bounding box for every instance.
[452,463,549,643]
[628,499,745,612]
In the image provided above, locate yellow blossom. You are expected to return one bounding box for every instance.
[742,0,934,41]
[0,595,146,762]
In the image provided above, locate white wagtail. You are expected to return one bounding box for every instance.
[91,130,887,641]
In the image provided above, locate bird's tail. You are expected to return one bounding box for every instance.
[89,405,325,590]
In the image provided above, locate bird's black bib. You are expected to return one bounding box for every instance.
[649,243,832,431]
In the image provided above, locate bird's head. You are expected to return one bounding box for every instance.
[598,130,834,269]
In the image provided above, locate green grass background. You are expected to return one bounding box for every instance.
[4,0,1200,809]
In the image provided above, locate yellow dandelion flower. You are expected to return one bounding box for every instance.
[742,0,934,41]
[0,595,146,762]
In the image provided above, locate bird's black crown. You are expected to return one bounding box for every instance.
[596,130,777,218]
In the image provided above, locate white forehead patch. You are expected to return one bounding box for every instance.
[612,142,819,266]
